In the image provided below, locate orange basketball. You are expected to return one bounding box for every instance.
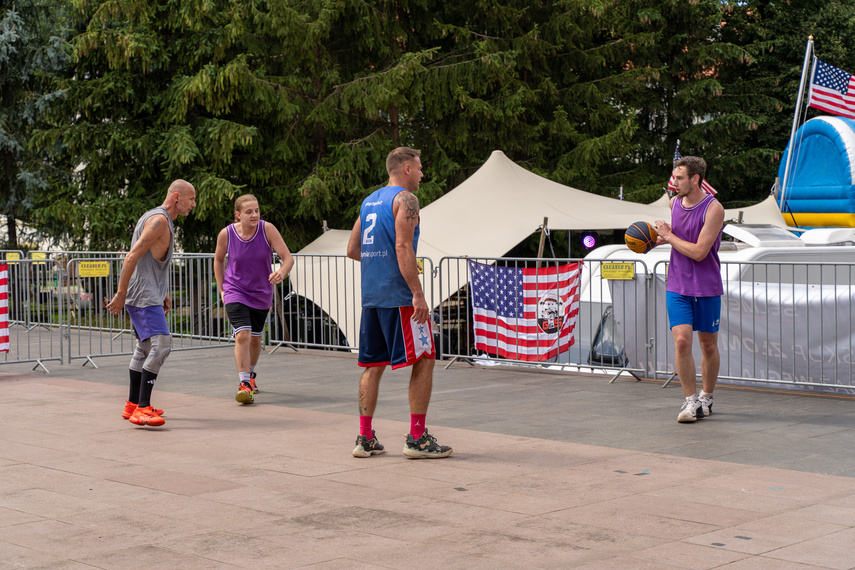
[624,221,658,254]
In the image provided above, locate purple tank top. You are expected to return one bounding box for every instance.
[223,220,274,309]
[667,195,724,297]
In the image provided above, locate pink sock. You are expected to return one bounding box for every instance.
[410,414,426,439]
[359,415,373,438]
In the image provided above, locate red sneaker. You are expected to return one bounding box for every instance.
[122,401,164,420]
[129,405,166,427]
[249,372,259,394]
[235,382,254,404]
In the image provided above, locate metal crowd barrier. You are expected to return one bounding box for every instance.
[61,255,232,367]
[269,254,435,353]
[1,250,25,261]
[1,258,65,372]
[436,256,649,379]
[4,249,855,394]
[651,259,855,393]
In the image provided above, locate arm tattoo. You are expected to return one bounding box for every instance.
[399,192,420,226]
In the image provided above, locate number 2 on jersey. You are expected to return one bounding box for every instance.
[362,213,377,245]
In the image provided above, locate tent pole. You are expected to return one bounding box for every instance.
[780,36,814,214]
[536,217,548,268]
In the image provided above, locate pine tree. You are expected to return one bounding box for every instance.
[0,0,69,249]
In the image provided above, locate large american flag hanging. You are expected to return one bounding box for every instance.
[0,264,8,352]
[808,58,855,120]
[468,260,582,361]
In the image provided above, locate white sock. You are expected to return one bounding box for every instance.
[239,371,251,384]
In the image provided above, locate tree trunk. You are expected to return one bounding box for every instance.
[6,215,17,250]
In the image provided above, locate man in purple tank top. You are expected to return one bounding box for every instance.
[214,194,294,405]
[654,156,724,423]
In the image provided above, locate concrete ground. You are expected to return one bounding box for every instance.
[2,345,855,569]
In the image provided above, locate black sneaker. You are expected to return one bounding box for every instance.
[249,372,259,394]
[403,429,453,459]
[352,430,385,458]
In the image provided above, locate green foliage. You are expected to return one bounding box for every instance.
[27,0,855,253]
[0,0,70,248]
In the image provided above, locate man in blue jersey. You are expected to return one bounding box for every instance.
[346,147,453,459]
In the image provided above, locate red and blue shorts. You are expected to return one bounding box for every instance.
[358,307,436,369]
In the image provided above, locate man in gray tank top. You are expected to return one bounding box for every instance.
[107,180,197,427]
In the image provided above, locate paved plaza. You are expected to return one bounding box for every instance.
[2,345,855,568]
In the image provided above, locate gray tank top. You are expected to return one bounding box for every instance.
[126,206,174,307]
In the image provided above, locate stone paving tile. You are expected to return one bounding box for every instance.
[76,544,239,570]
[0,506,44,528]
[635,541,753,568]
[4,358,855,568]
[700,466,855,503]
[642,484,810,515]
[719,558,832,569]
[762,527,855,569]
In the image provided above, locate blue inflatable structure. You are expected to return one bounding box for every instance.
[778,116,855,228]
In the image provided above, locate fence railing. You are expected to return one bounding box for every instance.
[436,256,647,380]
[1,258,65,372]
[648,259,855,393]
[3,250,855,394]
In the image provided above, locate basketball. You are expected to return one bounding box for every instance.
[624,221,658,254]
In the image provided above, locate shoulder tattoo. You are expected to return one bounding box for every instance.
[398,192,420,225]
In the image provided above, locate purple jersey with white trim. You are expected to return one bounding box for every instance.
[667,194,724,297]
[223,220,274,310]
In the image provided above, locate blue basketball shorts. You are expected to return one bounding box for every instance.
[666,292,721,333]
[126,304,170,342]
[358,307,436,369]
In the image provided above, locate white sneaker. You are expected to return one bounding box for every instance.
[678,396,702,423]
[698,392,713,417]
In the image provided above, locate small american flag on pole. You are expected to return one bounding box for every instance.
[808,58,855,120]
[667,144,717,195]
[0,264,8,352]
[468,260,582,361]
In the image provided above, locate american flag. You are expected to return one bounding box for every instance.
[808,58,855,120]
[667,146,717,195]
[0,264,8,352]
[468,260,582,361]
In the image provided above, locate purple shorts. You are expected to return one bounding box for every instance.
[126,304,170,341]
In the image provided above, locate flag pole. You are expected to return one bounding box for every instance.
[780,36,814,215]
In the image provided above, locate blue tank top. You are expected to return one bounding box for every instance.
[359,185,419,308]
[667,194,724,297]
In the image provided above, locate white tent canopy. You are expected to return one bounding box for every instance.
[291,150,787,347]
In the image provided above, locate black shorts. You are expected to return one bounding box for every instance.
[225,303,269,337]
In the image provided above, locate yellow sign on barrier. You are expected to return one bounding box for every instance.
[79,261,111,278]
[601,262,635,280]
[5,252,20,262]
[30,252,47,265]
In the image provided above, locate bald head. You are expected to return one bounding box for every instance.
[167,179,195,199]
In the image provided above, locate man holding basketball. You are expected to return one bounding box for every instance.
[654,156,724,423]
[346,147,452,459]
